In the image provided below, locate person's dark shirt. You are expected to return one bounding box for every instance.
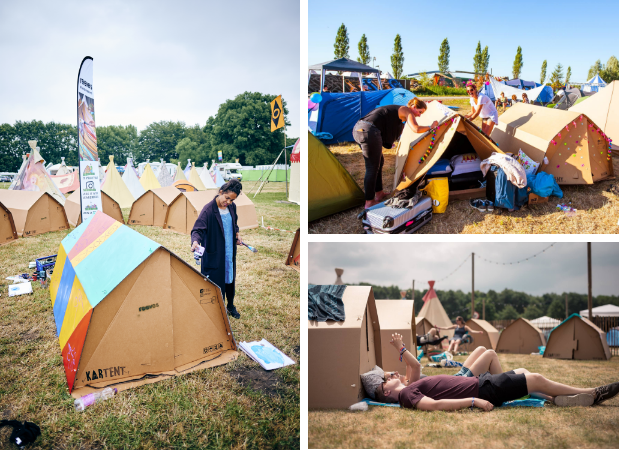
[360,104,404,149]
[398,375,479,409]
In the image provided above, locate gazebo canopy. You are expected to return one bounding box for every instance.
[308,58,379,74]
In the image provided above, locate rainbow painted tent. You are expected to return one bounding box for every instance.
[50,211,238,398]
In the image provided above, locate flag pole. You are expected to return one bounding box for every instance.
[284,121,288,199]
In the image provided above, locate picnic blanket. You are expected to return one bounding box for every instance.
[361,395,546,409]
[308,284,346,321]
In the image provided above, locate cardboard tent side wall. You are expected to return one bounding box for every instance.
[465,319,500,350]
[50,211,238,398]
[308,286,381,409]
[128,187,182,227]
[415,317,435,336]
[375,300,416,373]
[544,314,611,360]
[0,191,69,237]
[495,317,546,354]
[284,228,300,272]
[0,201,18,245]
[65,188,125,227]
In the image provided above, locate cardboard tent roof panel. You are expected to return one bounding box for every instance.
[570,80,618,152]
[140,163,162,191]
[375,300,416,373]
[65,188,125,227]
[10,148,66,205]
[495,318,546,354]
[0,202,18,245]
[128,187,181,227]
[393,101,504,191]
[49,211,238,397]
[0,190,69,237]
[465,319,500,351]
[417,281,453,339]
[491,103,613,185]
[188,163,207,191]
[50,171,80,194]
[308,286,381,409]
[284,228,300,272]
[100,156,135,209]
[544,314,611,360]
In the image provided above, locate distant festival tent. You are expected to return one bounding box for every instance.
[10,145,66,205]
[122,158,146,200]
[50,171,80,194]
[157,159,174,187]
[140,163,162,191]
[64,188,125,227]
[199,163,218,189]
[417,281,453,339]
[212,164,225,187]
[580,304,619,318]
[174,162,187,182]
[184,160,192,178]
[100,156,135,209]
[188,163,207,190]
[483,76,553,104]
[582,74,607,93]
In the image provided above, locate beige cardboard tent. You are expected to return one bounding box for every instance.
[128,186,181,227]
[544,314,611,360]
[415,316,435,336]
[375,300,417,373]
[417,281,453,339]
[491,103,613,184]
[284,228,300,271]
[65,188,125,227]
[188,162,207,190]
[495,318,546,354]
[308,286,381,409]
[465,319,500,351]
[140,163,161,190]
[100,156,135,209]
[0,201,18,245]
[0,191,69,237]
[570,80,618,153]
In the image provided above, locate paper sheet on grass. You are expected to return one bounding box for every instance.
[8,282,32,296]
[239,339,296,371]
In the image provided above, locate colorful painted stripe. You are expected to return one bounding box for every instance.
[58,276,92,350]
[53,260,75,337]
[68,212,120,262]
[61,218,89,254]
[70,221,122,268]
[62,310,92,392]
[50,244,67,307]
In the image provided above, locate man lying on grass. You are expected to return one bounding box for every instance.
[374,333,619,411]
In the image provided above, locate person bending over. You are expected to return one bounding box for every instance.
[464,81,499,135]
[442,316,484,354]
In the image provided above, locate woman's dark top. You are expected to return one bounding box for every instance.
[453,325,467,340]
[359,105,404,149]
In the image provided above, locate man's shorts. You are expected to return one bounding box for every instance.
[478,371,528,406]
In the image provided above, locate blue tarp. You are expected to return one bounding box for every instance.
[607,329,619,346]
[480,80,553,103]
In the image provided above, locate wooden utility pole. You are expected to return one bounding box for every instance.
[588,243,593,321]
[412,279,415,302]
[565,293,568,319]
[471,252,475,319]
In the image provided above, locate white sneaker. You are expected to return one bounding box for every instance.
[554,393,594,407]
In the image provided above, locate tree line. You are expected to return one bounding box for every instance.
[0,92,296,172]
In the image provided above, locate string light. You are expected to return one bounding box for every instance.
[476,243,556,265]
[436,254,471,282]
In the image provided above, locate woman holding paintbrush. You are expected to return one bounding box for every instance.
[191,179,245,319]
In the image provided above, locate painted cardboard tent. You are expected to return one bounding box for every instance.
[156,160,174,188]
[491,103,613,184]
[50,171,80,194]
[122,158,146,200]
[100,156,135,209]
[495,318,546,354]
[288,138,300,204]
[417,281,453,339]
[0,191,69,237]
[50,211,238,397]
[544,314,611,360]
[570,80,618,153]
[128,186,181,227]
[465,319,500,351]
[65,188,124,227]
[188,163,207,191]
[140,163,161,191]
[284,228,300,272]
[308,286,381,409]
[10,146,66,205]
[0,201,18,245]
[375,300,417,373]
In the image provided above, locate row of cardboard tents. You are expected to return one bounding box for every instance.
[309,283,614,409]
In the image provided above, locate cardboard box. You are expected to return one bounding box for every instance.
[528,193,548,205]
[449,187,486,201]
[308,286,381,409]
[375,300,416,373]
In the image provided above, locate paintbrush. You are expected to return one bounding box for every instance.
[241,242,258,253]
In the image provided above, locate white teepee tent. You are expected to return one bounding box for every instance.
[199,163,218,189]
[122,157,146,200]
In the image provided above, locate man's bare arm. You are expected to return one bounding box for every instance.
[416,396,494,411]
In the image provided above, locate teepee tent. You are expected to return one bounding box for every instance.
[50,211,238,397]
[570,80,618,153]
[0,190,69,237]
[64,188,125,227]
[491,103,614,184]
[49,157,71,176]
[375,300,417,373]
[284,229,300,271]
[188,163,207,190]
[174,162,187,182]
[582,74,607,93]
[140,163,161,191]
[157,160,174,187]
[100,156,135,209]
[0,201,18,245]
[544,314,611,360]
[200,163,218,189]
[308,132,365,221]
[417,281,453,339]
[213,165,225,187]
[128,186,181,227]
[465,319,500,351]
[50,171,80,194]
[495,318,546,354]
[183,160,192,178]
[122,158,146,200]
[10,144,66,205]
[288,138,300,204]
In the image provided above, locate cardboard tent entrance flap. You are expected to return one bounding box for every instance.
[0,190,69,237]
[64,188,125,227]
[495,317,546,354]
[50,211,237,397]
[544,314,611,361]
[465,319,500,351]
[0,201,18,245]
[128,186,182,227]
[375,300,416,373]
[284,228,300,271]
[308,286,381,409]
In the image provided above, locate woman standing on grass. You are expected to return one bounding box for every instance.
[465,81,499,135]
[353,98,438,208]
[191,179,243,319]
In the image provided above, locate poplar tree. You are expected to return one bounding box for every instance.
[391,34,404,79]
[438,38,450,74]
[512,46,523,79]
[473,41,483,74]
[540,60,547,84]
[588,59,602,80]
[357,34,370,65]
[565,66,572,85]
[333,23,349,59]
[481,46,490,74]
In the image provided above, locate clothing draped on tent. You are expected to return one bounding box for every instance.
[308,284,346,322]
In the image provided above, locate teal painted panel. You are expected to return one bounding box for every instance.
[61,219,89,254]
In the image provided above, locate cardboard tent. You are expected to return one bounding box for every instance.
[122,158,146,200]
[393,102,504,199]
[288,138,300,204]
[188,163,207,191]
[308,132,365,222]
[570,80,618,153]
[50,211,237,397]
[10,146,66,205]
[415,316,435,336]
[417,281,453,339]
[308,286,381,409]
[0,190,69,237]
[173,162,187,182]
[544,314,611,360]
[375,300,417,373]
[128,186,181,227]
[140,163,161,191]
[0,201,18,245]
[284,228,300,271]
[156,160,174,188]
[50,171,80,194]
[100,156,135,209]
[495,318,546,354]
[173,180,197,192]
[199,163,218,189]
[465,319,500,351]
[491,103,614,184]
[65,188,125,227]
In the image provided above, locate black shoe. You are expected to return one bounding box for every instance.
[593,382,619,405]
[227,305,241,319]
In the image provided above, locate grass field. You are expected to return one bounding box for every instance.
[309,99,619,234]
[0,183,300,449]
[309,353,619,449]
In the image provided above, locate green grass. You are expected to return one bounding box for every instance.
[0,182,299,449]
[413,86,468,96]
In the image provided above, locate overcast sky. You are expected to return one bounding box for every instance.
[309,242,619,297]
[0,0,300,137]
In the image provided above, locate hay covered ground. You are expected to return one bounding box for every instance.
[309,98,619,234]
[309,353,619,449]
[0,183,300,449]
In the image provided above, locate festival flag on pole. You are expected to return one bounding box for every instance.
[270,95,284,132]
